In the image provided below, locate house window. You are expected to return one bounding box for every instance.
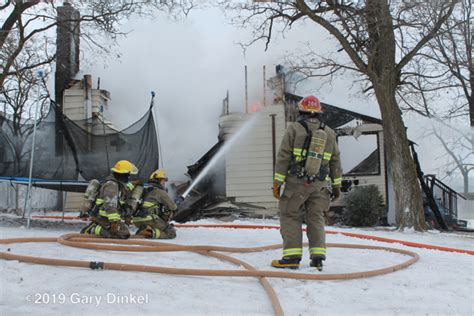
[338,133,380,176]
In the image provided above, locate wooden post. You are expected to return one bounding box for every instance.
[270,114,276,175]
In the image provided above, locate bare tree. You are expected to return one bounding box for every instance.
[224,0,460,231]
[431,125,473,194]
[0,61,50,214]
[0,0,196,212]
[399,0,472,125]
[1,49,51,172]
[397,0,472,192]
[0,0,196,171]
[0,0,197,89]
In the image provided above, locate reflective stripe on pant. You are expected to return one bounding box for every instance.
[133,214,176,239]
[89,217,130,239]
[282,248,303,258]
[81,223,110,238]
[99,209,121,222]
[305,186,330,258]
[278,176,330,258]
[278,185,306,255]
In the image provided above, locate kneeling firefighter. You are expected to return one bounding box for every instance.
[133,169,178,239]
[271,95,343,271]
[80,160,140,239]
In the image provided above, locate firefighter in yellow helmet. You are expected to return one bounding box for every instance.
[132,169,178,239]
[271,95,342,271]
[80,160,139,239]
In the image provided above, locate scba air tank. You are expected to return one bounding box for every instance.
[80,179,100,213]
[129,185,144,211]
[304,129,327,181]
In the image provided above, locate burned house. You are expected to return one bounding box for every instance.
[181,66,466,229]
[183,67,392,222]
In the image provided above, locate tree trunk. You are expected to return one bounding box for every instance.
[366,0,426,231]
[469,61,473,128]
[463,170,469,195]
[374,85,427,231]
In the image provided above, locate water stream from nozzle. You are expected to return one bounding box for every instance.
[182,113,261,198]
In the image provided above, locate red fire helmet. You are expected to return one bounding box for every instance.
[298,95,323,114]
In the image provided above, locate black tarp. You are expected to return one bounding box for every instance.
[0,101,158,182]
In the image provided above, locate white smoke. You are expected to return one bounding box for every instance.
[78,6,469,193]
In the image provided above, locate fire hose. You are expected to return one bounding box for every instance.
[29,218,474,255]
[0,233,419,316]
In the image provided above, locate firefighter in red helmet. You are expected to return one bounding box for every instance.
[271,95,343,271]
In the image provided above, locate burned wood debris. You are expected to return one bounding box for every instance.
[171,181,270,223]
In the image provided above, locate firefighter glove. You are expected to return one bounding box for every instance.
[110,221,119,234]
[331,187,341,201]
[124,216,132,226]
[161,209,174,222]
[272,181,281,200]
[122,205,134,218]
[174,196,184,205]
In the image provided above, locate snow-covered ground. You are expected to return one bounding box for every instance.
[1,218,473,315]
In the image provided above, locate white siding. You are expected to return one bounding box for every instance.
[223,104,285,210]
[458,197,474,220]
[331,127,388,212]
[219,108,389,215]
[63,87,108,121]
[62,85,111,212]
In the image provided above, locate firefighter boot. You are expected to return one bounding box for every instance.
[136,225,161,239]
[114,222,131,239]
[160,224,176,239]
[271,257,301,270]
[80,223,110,238]
[310,256,325,271]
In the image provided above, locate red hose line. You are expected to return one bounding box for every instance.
[32,215,86,220]
[175,224,474,256]
[28,217,473,255]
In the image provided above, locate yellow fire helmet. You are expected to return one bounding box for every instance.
[110,160,138,175]
[150,169,168,181]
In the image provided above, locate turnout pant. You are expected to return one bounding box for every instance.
[133,213,176,239]
[80,216,130,239]
[278,176,331,259]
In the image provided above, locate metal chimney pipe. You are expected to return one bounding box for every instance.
[263,65,266,107]
[245,65,248,114]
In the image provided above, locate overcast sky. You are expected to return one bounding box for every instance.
[79,6,471,190]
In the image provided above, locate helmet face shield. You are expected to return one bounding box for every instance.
[298,95,322,114]
[129,165,138,175]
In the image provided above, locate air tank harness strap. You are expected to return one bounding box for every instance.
[293,120,327,183]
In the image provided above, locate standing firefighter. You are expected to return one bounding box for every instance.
[80,160,139,239]
[133,169,178,239]
[271,95,342,271]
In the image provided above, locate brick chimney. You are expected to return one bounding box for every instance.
[55,2,80,110]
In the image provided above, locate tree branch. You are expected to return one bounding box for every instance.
[0,0,39,50]
[294,0,368,75]
[396,0,457,72]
